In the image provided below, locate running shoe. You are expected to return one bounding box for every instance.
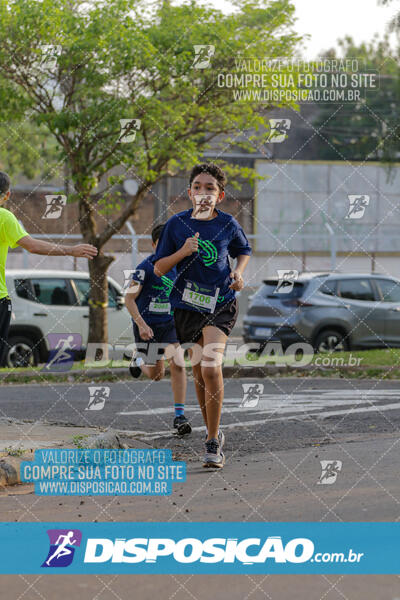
[205,429,225,450]
[173,414,192,436]
[203,438,225,468]
[128,358,142,379]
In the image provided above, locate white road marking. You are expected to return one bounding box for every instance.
[128,393,400,441]
[119,389,400,417]
[119,407,198,416]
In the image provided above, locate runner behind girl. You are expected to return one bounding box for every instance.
[125,224,191,436]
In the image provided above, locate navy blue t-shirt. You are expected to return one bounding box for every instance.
[154,209,252,313]
[131,253,176,324]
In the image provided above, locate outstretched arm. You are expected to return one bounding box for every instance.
[125,281,154,341]
[17,236,98,259]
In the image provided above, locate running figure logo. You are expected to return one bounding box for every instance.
[275,270,298,293]
[86,386,110,411]
[240,383,264,408]
[43,333,82,372]
[42,529,82,568]
[192,45,215,69]
[345,195,370,219]
[124,269,145,294]
[38,44,62,72]
[118,119,141,143]
[317,460,343,485]
[267,119,291,143]
[42,195,67,219]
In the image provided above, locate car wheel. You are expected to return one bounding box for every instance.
[313,329,349,353]
[6,335,39,368]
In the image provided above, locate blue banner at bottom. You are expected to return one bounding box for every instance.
[0,522,398,574]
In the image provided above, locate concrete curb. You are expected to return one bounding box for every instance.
[0,455,31,487]
[0,428,133,487]
[0,368,131,381]
[82,429,128,449]
[1,364,398,383]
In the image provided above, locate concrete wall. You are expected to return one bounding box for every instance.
[254,160,400,253]
[7,159,400,287]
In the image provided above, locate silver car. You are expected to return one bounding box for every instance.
[243,272,400,352]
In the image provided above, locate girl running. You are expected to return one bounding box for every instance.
[154,163,252,468]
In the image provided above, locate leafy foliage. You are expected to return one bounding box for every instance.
[314,35,400,164]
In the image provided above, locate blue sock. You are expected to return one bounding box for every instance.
[174,403,185,417]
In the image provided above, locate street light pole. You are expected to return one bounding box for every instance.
[325,222,337,271]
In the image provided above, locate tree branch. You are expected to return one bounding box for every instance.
[98,184,149,247]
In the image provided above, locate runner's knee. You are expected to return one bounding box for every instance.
[191,362,205,385]
[200,364,221,381]
[169,360,185,374]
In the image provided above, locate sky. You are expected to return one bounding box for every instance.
[209,0,398,58]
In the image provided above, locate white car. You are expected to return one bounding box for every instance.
[4,269,133,367]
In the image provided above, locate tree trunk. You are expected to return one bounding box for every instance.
[88,253,114,345]
[77,194,114,346]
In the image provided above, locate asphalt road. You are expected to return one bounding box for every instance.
[1,377,400,597]
[1,377,400,455]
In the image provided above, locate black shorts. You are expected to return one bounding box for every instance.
[132,320,178,362]
[0,297,12,366]
[173,298,239,345]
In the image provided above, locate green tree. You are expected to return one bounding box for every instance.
[0,121,61,180]
[0,0,301,344]
[314,35,400,163]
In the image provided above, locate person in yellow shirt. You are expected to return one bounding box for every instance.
[0,171,98,365]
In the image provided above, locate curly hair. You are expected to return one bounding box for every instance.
[189,163,227,193]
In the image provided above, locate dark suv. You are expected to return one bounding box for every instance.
[243,272,400,352]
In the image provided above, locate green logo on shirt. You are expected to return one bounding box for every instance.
[152,276,174,297]
[196,238,218,266]
[160,275,174,297]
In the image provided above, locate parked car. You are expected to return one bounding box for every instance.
[4,270,133,367]
[243,272,400,352]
